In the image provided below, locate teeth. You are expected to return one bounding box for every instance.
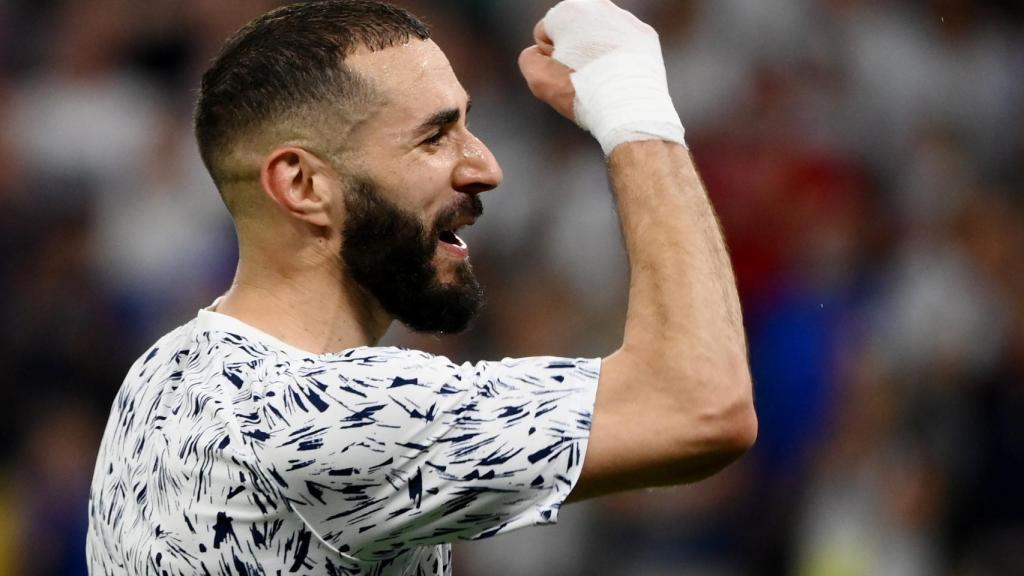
[438,230,467,249]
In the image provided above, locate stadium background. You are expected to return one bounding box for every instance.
[1,0,1022,574]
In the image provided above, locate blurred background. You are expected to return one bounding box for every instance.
[1,0,1022,574]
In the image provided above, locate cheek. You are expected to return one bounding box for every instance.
[391,153,458,212]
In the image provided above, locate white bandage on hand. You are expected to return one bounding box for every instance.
[544,0,686,155]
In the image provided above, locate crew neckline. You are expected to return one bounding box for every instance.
[197,300,369,358]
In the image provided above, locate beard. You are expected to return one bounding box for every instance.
[340,177,484,335]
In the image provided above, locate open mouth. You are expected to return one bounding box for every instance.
[434,198,481,258]
[438,229,466,248]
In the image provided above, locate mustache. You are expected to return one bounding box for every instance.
[432,195,483,234]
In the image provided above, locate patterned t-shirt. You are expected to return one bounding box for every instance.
[87,309,600,575]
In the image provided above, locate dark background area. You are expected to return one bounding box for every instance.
[0,0,1022,574]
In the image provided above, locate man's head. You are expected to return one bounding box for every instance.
[195,1,503,335]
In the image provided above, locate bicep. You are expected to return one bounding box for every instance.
[569,349,736,501]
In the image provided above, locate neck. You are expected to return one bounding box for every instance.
[214,246,392,354]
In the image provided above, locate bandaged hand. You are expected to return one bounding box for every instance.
[519,0,686,155]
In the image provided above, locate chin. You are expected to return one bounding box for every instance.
[435,258,470,285]
[403,263,484,335]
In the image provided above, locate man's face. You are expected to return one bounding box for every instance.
[338,40,503,333]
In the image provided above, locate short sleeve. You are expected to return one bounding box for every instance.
[242,349,601,561]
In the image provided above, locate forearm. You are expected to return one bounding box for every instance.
[610,142,746,370]
[607,141,753,465]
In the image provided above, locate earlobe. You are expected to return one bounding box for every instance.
[261,147,333,228]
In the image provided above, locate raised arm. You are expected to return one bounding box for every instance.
[519,0,756,500]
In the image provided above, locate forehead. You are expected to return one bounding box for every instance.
[346,39,467,129]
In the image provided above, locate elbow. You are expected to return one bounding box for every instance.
[701,396,756,470]
[673,367,758,480]
[711,365,758,459]
[687,402,757,482]
[717,395,758,459]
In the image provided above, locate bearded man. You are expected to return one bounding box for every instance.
[87,1,757,574]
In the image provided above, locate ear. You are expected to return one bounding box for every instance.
[260,147,335,228]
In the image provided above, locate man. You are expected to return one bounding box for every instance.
[87,0,756,574]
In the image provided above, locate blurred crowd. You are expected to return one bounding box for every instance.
[1,0,1022,574]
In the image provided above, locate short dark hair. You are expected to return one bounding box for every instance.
[194,0,431,188]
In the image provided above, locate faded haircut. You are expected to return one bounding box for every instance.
[194,0,431,190]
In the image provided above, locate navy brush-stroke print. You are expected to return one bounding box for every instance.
[87,309,599,575]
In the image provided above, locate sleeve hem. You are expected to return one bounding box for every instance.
[469,356,602,540]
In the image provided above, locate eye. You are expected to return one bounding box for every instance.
[423,131,446,146]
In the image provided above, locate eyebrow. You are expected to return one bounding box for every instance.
[416,97,473,133]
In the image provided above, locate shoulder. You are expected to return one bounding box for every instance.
[188,342,474,408]
[307,350,600,393]
[121,320,201,385]
[280,347,472,397]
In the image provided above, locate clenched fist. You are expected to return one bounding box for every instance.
[518,0,686,156]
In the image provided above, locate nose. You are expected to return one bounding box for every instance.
[452,132,503,195]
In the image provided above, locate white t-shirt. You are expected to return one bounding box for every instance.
[87,309,601,575]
